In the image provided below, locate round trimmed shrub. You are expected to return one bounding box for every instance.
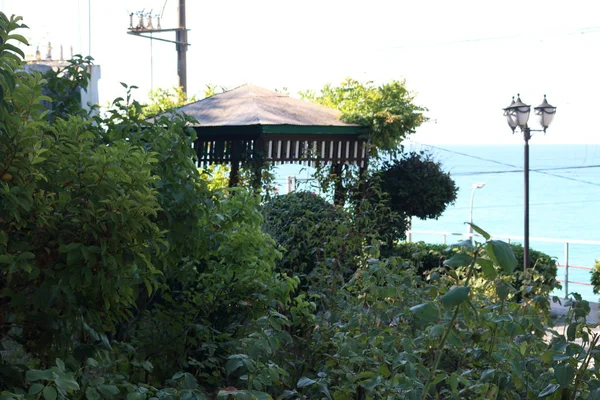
[261,191,352,278]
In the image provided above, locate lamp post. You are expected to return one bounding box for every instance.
[468,182,485,242]
[503,94,556,271]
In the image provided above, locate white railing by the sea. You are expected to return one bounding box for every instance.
[406,230,600,299]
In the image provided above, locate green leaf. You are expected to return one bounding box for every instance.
[443,253,472,268]
[43,386,58,400]
[439,286,470,308]
[55,358,65,372]
[16,252,35,260]
[477,258,497,280]
[541,350,554,364]
[554,363,575,387]
[126,392,146,400]
[297,377,317,388]
[29,383,45,395]
[496,281,510,301]
[55,374,79,391]
[486,240,517,273]
[97,384,119,397]
[432,373,447,385]
[469,223,490,240]
[538,383,561,397]
[225,358,244,376]
[86,358,99,367]
[172,372,185,380]
[89,377,105,386]
[449,373,458,394]
[588,388,600,400]
[86,387,101,400]
[409,302,439,323]
[567,323,577,341]
[363,375,382,391]
[2,43,25,58]
[182,373,197,390]
[244,391,272,400]
[26,369,52,381]
[7,33,29,45]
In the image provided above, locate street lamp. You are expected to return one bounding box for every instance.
[468,182,485,242]
[503,94,557,270]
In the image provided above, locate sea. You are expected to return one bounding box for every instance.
[272,144,600,302]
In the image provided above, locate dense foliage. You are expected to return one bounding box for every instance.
[2,13,598,400]
[142,86,196,117]
[376,152,458,220]
[301,78,426,152]
[590,260,600,294]
[261,191,354,279]
[361,152,458,245]
[0,13,294,399]
[392,241,560,296]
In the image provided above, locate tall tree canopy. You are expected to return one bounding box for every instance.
[301,78,426,152]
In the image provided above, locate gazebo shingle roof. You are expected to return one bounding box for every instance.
[177,84,360,128]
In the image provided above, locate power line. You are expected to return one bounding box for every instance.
[411,142,600,188]
[454,164,600,176]
[454,198,600,211]
[385,25,600,51]
[160,0,168,18]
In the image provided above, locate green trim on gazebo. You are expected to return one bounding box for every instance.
[192,124,366,138]
[168,84,370,187]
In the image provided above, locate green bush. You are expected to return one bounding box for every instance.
[589,260,600,294]
[5,13,600,400]
[261,191,354,279]
[385,242,449,276]
[510,243,560,296]
[390,241,559,296]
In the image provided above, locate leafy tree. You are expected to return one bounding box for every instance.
[377,152,458,220]
[142,86,196,116]
[301,78,426,152]
[4,13,597,400]
[0,14,163,358]
[352,151,458,247]
[40,54,94,121]
[301,78,427,206]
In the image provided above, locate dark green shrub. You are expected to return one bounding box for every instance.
[591,260,600,294]
[261,191,352,278]
[361,152,458,247]
[385,242,448,277]
[509,243,560,295]
[390,242,559,296]
[376,152,458,220]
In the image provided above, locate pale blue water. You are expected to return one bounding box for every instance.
[272,144,600,301]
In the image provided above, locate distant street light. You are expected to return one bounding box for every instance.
[503,94,557,271]
[468,182,485,242]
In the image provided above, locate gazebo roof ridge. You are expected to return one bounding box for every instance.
[176,83,362,128]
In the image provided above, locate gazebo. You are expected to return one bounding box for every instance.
[175,84,370,189]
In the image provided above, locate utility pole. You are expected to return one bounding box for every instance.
[126,0,190,94]
[176,0,187,94]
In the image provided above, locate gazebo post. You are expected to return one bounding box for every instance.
[229,161,240,187]
[229,140,240,187]
[250,138,266,191]
[333,163,345,206]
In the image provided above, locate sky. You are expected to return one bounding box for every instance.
[3,0,600,144]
